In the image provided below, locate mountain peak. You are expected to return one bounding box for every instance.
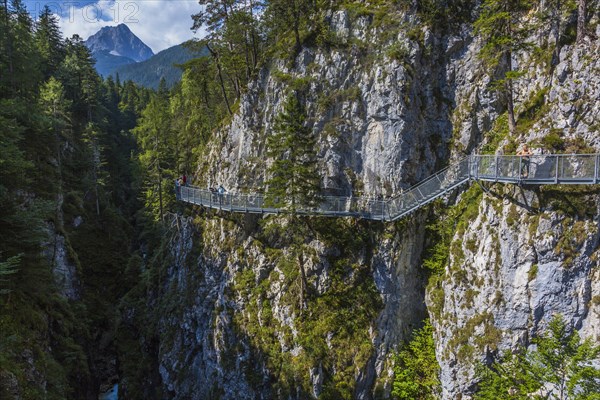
[85,24,154,63]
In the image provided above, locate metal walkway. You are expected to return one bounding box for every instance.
[180,154,600,221]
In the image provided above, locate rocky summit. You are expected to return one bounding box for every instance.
[85,24,154,63]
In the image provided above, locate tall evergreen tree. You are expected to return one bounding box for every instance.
[266,92,320,211]
[392,320,441,400]
[35,5,64,79]
[60,35,100,121]
[133,78,174,220]
[265,92,320,309]
[266,0,314,50]
[1,0,42,95]
[474,0,533,136]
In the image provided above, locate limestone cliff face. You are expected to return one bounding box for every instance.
[201,11,462,197]
[428,188,599,398]
[156,10,459,398]
[153,7,600,400]
[430,31,600,397]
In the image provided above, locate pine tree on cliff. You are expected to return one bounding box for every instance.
[35,5,64,79]
[265,92,320,310]
[266,0,313,51]
[392,320,441,399]
[265,92,320,211]
[192,0,262,111]
[474,0,533,136]
[475,315,600,398]
[133,78,174,220]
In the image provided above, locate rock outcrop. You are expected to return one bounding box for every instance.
[151,6,600,400]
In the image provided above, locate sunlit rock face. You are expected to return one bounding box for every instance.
[150,8,600,400]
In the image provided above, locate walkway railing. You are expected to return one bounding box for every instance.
[180,154,600,221]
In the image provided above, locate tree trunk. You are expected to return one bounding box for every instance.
[206,43,233,116]
[577,0,587,43]
[293,0,301,51]
[506,81,517,136]
[156,131,164,220]
[505,51,517,136]
[3,0,14,89]
[298,251,308,310]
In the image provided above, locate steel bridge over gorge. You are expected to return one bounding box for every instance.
[179,153,600,222]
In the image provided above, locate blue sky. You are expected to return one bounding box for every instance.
[24,0,205,52]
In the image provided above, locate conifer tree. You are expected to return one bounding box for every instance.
[265,92,320,309]
[133,78,174,220]
[392,320,441,400]
[1,0,42,95]
[60,35,100,121]
[35,5,64,79]
[265,92,320,211]
[474,0,533,136]
[266,0,313,50]
[475,315,600,399]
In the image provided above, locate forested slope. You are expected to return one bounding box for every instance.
[0,3,152,398]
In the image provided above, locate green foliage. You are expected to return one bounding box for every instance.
[422,186,483,275]
[133,80,175,220]
[0,1,149,397]
[0,255,20,294]
[392,320,441,399]
[474,0,534,134]
[423,186,483,320]
[265,93,321,211]
[234,217,382,399]
[475,315,600,399]
[480,113,510,154]
[517,87,550,132]
[474,0,533,69]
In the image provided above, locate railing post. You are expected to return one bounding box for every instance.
[555,155,559,184]
[495,155,499,182]
[594,154,600,183]
[416,187,424,204]
[518,156,522,183]
[467,155,472,179]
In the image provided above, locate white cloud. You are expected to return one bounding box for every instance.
[55,0,204,52]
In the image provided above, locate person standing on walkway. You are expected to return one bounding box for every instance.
[182,174,187,187]
[517,143,533,178]
[217,184,226,205]
[175,178,182,200]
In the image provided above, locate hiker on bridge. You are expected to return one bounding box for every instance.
[175,178,182,200]
[517,143,533,178]
[217,184,227,205]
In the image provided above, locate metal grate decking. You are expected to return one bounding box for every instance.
[180,154,600,221]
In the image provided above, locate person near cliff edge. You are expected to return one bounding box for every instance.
[182,174,187,186]
[217,184,226,205]
[517,143,533,178]
[175,178,182,200]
